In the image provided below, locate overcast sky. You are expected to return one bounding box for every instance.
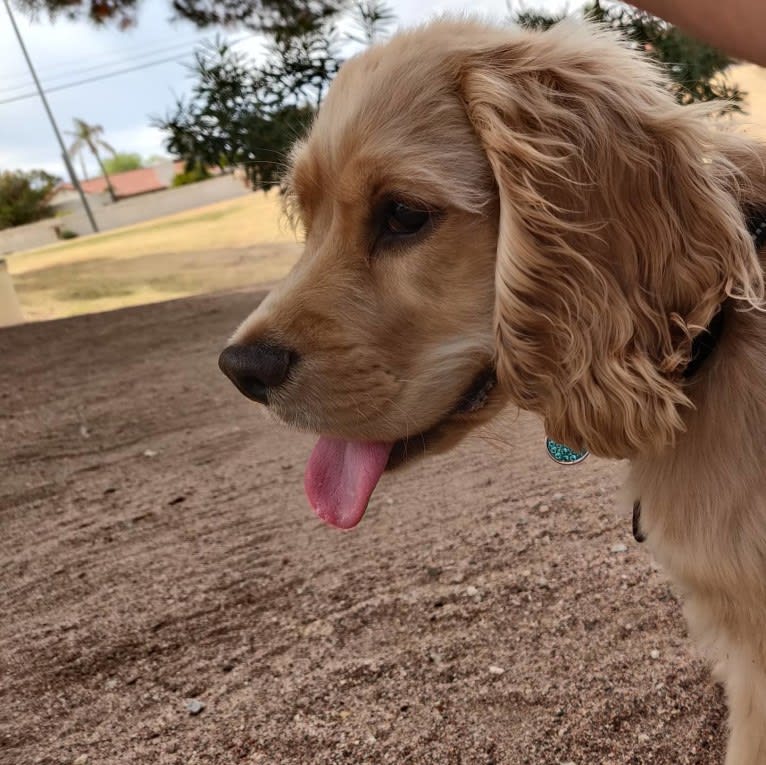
[0,0,566,179]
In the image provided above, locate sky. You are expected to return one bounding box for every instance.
[0,0,565,179]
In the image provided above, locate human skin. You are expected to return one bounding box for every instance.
[633,0,766,66]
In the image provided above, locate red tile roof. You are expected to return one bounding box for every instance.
[58,161,186,198]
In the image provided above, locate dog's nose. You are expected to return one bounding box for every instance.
[218,342,293,405]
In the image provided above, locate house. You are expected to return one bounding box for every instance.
[51,159,187,212]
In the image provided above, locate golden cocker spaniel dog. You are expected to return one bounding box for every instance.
[219,19,766,763]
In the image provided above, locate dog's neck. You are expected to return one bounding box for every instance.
[627,252,766,550]
[682,307,726,382]
[679,210,766,383]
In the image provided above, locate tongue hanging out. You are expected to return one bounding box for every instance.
[304,437,393,529]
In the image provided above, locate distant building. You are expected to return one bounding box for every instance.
[50,160,197,212]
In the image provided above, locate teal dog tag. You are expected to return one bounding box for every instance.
[545,437,589,465]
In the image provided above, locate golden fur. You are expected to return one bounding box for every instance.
[229,19,766,762]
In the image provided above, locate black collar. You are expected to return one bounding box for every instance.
[748,209,766,250]
[636,302,726,541]
[634,210,766,544]
[683,308,725,380]
[682,211,766,381]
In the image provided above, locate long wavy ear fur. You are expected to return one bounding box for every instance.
[457,22,764,459]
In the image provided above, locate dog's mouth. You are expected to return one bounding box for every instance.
[304,367,496,530]
[387,367,497,470]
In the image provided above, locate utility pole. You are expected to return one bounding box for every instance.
[3,0,99,233]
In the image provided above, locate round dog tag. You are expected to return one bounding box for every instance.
[545,437,589,465]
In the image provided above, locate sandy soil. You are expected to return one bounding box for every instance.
[0,289,727,765]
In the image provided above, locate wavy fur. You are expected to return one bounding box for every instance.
[458,21,764,459]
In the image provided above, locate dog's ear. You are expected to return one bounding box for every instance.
[457,24,763,458]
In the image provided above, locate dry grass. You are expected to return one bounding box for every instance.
[6,193,302,321]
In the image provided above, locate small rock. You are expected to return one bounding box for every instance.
[552,492,564,502]
[131,512,152,524]
[650,649,661,660]
[221,661,235,673]
[165,742,178,754]
[425,566,442,579]
[339,709,350,719]
[79,424,91,439]
[611,543,628,553]
[385,497,394,505]
[186,699,205,715]
[73,756,89,765]
[488,665,505,675]
[302,619,334,638]
[637,732,650,744]
[143,449,158,458]
[465,585,480,597]
[537,504,550,515]
[168,495,186,506]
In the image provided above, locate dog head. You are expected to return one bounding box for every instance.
[220,20,762,527]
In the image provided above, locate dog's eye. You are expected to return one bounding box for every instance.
[372,198,439,255]
[384,202,431,237]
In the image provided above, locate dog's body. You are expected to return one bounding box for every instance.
[219,20,766,762]
[630,300,766,763]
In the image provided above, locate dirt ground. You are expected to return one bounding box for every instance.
[0,289,727,765]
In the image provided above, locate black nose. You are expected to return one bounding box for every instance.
[218,342,293,405]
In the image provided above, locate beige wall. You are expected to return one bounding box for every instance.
[0,259,24,327]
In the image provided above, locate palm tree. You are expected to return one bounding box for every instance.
[66,118,118,202]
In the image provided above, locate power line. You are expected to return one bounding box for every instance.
[0,52,194,105]
[1,32,215,81]
[0,35,257,107]
[0,35,211,93]
[0,34,259,96]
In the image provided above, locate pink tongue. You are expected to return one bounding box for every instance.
[304,437,393,529]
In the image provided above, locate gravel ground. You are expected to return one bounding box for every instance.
[0,289,726,765]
